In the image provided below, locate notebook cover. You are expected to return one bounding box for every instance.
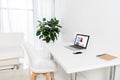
[97,54,117,60]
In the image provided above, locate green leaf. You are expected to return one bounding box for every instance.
[36,30,41,36]
[38,20,41,23]
[54,20,59,25]
[57,25,62,28]
[54,28,60,34]
[46,37,50,43]
[47,21,52,27]
[51,19,54,23]
[39,35,43,39]
[43,18,46,21]
[54,33,57,39]
[43,31,49,36]
[45,27,50,32]
[50,33,55,42]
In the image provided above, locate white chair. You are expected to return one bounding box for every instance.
[23,42,57,80]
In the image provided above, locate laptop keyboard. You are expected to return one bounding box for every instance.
[70,45,84,49]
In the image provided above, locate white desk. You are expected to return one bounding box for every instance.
[49,43,120,80]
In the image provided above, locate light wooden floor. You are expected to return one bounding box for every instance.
[0,67,87,80]
[0,68,67,80]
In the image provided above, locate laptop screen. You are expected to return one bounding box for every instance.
[74,34,90,48]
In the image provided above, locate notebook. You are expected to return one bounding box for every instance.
[97,54,117,60]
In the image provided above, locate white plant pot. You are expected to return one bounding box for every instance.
[42,41,54,59]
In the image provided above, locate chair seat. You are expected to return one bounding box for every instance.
[30,59,57,73]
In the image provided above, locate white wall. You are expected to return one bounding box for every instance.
[55,0,120,80]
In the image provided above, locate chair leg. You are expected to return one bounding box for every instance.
[50,72,55,80]
[30,73,37,80]
[44,73,49,80]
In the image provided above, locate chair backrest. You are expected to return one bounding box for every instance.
[23,42,41,66]
[0,32,24,47]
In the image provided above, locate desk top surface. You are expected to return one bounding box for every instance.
[49,42,120,73]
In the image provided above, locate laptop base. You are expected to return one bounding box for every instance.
[65,45,85,51]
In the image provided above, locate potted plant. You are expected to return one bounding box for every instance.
[36,17,62,43]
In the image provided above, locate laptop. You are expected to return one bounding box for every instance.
[65,34,90,51]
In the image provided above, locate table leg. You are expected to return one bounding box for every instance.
[71,73,77,80]
[109,66,116,80]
